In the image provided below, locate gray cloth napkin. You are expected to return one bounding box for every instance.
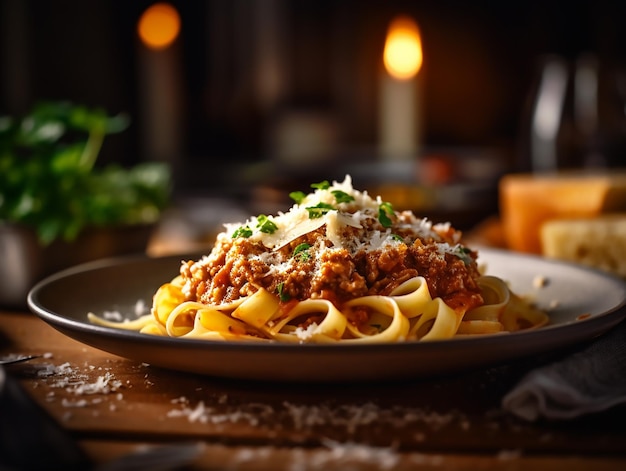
[502,319,626,421]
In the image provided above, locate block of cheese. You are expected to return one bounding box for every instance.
[540,214,626,278]
[499,171,626,254]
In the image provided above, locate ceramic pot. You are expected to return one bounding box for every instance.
[0,223,155,309]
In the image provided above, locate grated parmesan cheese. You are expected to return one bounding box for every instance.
[31,360,127,415]
[69,371,122,395]
[165,395,467,439]
[294,323,319,340]
[532,275,549,288]
[221,175,445,253]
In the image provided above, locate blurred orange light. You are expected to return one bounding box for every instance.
[383,16,423,80]
[138,3,181,50]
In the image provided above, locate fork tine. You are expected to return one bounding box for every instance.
[0,355,41,366]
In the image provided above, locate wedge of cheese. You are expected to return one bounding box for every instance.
[540,214,626,278]
[499,171,626,254]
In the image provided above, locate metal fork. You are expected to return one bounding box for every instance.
[0,354,41,365]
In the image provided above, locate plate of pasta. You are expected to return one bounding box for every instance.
[28,176,626,382]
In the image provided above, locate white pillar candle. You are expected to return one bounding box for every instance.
[378,16,423,161]
[137,3,183,165]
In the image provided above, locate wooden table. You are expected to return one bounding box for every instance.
[1,308,625,470]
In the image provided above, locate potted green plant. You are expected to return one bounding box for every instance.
[0,101,171,308]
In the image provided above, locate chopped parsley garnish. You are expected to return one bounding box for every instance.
[276,282,290,302]
[291,181,354,213]
[289,191,306,204]
[390,233,404,242]
[306,202,335,219]
[232,226,252,238]
[331,190,355,204]
[293,243,311,261]
[455,246,473,265]
[378,202,394,228]
[311,180,331,190]
[256,214,278,234]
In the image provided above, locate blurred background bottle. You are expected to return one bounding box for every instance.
[519,52,626,173]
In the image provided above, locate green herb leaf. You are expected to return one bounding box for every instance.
[232,226,253,238]
[331,190,355,204]
[378,202,394,228]
[455,246,473,265]
[289,191,306,204]
[292,243,311,261]
[306,202,335,219]
[311,180,330,190]
[276,282,290,302]
[256,214,278,234]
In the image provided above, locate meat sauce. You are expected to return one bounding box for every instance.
[179,211,484,316]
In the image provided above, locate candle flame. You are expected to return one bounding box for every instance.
[383,16,423,80]
[138,3,181,50]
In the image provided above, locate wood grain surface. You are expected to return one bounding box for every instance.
[2,309,625,470]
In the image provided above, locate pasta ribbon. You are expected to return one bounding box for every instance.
[389,277,435,319]
[343,296,410,343]
[90,273,549,343]
[457,276,549,335]
[500,292,550,331]
[410,297,460,340]
[464,276,510,322]
[152,276,186,325]
[231,288,280,329]
[270,298,347,343]
[87,312,156,332]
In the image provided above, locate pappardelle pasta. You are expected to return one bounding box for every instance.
[89,175,549,343]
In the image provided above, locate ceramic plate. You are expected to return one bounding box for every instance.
[27,248,626,382]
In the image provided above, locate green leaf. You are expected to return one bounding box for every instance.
[331,190,355,204]
[276,282,290,302]
[306,202,335,219]
[50,145,85,174]
[38,219,65,245]
[256,214,278,234]
[311,180,330,190]
[0,116,13,133]
[454,246,473,265]
[378,202,394,228]
[0,101,170,244]
[289,191,306,204]
[292,243,311,261]
[232,226,253,238]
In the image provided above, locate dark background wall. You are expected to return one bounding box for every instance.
[2,0,625,193]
